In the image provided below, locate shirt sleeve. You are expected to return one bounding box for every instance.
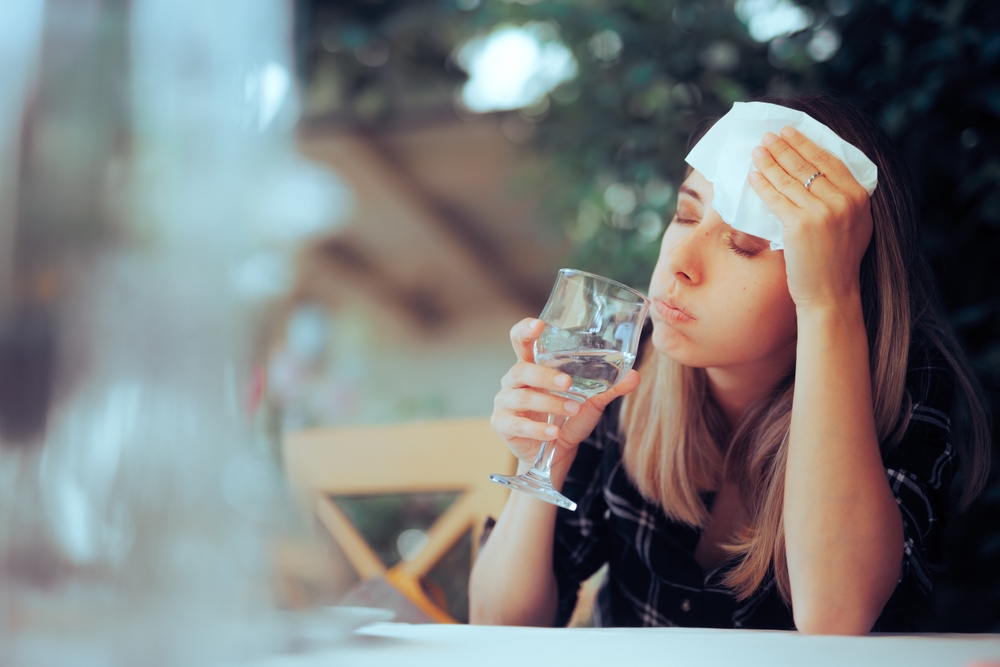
[551,405,617,627]
[880,346,958,622]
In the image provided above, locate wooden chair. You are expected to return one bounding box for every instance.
[283,417,516,623]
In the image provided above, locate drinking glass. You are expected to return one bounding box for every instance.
[489,269,650,511]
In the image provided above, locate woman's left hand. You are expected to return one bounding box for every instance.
[748,126,873,311]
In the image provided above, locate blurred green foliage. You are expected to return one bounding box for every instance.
[300,0,1000,630]
[455,0,801,289]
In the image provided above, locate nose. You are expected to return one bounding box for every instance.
[664,226,705,286]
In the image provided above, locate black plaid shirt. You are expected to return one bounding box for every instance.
[552,341,958,631]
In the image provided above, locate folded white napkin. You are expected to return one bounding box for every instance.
[684,101,879,250]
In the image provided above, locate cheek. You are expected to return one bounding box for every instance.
[677,259,796,368]
[721,271,797,349]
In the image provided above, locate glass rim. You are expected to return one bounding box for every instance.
[556,268,649,304]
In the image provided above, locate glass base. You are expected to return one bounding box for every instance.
[489,471,578,511]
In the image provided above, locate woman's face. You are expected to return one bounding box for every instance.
[648,169,797,372]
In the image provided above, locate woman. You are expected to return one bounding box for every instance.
[468,94,991,634]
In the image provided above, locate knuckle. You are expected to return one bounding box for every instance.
[831,193,850,212]
[494,416,512,439]
[501,417,516,434]
[812,150,833,165]
[509,363,524,383]
[777,173,797,190]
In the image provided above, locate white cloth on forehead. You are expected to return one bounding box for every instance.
[684,101,879,250]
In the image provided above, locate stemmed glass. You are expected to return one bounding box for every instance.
[490,269,650,511]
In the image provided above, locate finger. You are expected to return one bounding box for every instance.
[588,369,641,410]
[494,413,561,442]
[612,369,641,397]
[748,170,800,225]
[751,144,810,208]
[499,387,581,418]
[760,132,834,202]
[778,126,857,191]
[509,318,544,362]
[502,360,573,393]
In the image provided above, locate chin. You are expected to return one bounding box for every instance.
[650,322,711,368]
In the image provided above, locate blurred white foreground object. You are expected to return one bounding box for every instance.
[1,0,354,665]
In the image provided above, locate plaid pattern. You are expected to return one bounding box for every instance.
[552,343,956,631]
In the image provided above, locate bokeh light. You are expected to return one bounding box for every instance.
[734,0,814,42]
[456,23,578,113]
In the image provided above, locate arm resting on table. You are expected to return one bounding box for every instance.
[784,297,903,635]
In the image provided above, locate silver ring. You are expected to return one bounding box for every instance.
[804,171,823,189]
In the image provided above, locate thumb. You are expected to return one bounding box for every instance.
[589,369,641,410]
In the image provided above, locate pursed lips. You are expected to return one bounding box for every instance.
[652,297,695,323]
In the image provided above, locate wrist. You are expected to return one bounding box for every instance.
[794,292,870,368]
[795,291,864,326]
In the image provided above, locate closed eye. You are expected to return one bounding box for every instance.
[670,208,764,258]
[727,236,762,258]
[671,215,699,226]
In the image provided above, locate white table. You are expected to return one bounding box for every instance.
[252,622,1000,667]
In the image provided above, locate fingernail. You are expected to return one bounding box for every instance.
[752,146,766,158]
[529,319,542,329]
[762,132,778,144]
[555,374,572,389]
[749,171,762,182]
[545,426,559,437]
[564,400,580,414]
[781,126,795,138]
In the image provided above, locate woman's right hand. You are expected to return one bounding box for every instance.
[490,318,641,474]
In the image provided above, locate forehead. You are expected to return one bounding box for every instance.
[678,170,714,204]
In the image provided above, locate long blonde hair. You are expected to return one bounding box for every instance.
[620,94,992,603]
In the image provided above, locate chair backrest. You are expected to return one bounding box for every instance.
[283,417,515,621]
[284,417,515,495]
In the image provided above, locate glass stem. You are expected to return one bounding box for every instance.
[528,413,570,480]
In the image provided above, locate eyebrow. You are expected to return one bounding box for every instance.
[678,184,702,203]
